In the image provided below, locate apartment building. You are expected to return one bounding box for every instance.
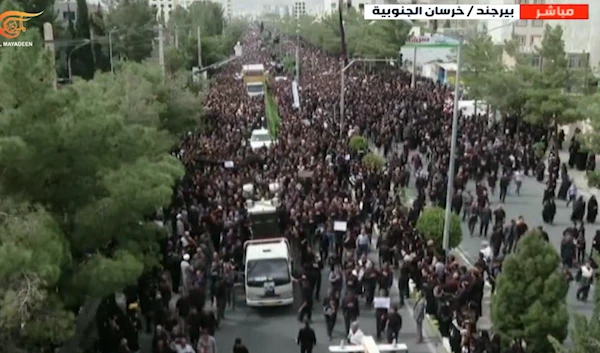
[496,0,598,71]
[55,0,100,24]
[322,0,376,14]
[294,1,307,18]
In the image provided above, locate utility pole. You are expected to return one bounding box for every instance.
[43,22,57,89]
[411,47,417,87]
[175,25,179,49]
[197,26,202,68]
[90,30,96,65]
[158,24,165,78]
[295,14,300,82]
[442,41,462,254]
[108,30,114,73]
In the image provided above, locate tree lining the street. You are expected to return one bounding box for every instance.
[491,230,569,353]
[0,26,204,352]
[462,25,585,131]
[165,1,247,72]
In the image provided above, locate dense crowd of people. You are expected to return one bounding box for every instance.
[93,25,600,353]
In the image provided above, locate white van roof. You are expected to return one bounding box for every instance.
[245,238,289,261]
[243,64,265,72]
[248,199,277,214]
[251,128,269,136]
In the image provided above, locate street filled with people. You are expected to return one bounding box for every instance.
[94,26,600,353]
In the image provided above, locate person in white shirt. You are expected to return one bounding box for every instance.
[180,254,191,295]
[356,232,370,257]
[513,170,523,195]
[171,337,196,353]
[348,321,365,345]
[576,262,593,301]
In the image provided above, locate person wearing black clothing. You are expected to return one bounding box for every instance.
[499,174,510,203]
[297,321,317,353]
[386,305,402,343]
[587,196,598,223]
[298,275,314,322]
[375,304,388,341]
[233,338,250,353]
[200,308,218,335]
[323,297,337,340]
[397,260,410,306]
[188,307,202,348]
[479,206,492,237]
[342,291,360,335]
[215,279,228,322]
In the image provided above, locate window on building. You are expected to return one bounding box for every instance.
[531,55,541,67]
[567,53,588,69]
[515,20,527,27]
[358,3,364,11]
[533,0,544,3]
[517,35,526,46]
[530,35,541,46]
[532,19,543,27]
[62,11,75,21]
[517,0,528,3]
[568,56,579,68]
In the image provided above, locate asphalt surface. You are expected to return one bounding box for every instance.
[214,255,448,353]
[453,150,598,327]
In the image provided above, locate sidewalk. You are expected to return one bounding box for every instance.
[557,150,600,199]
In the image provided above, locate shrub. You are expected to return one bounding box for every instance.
[349,135,368,152]
[415,207,462,249]
[362,152,385,170]
[491,230,569,353]
[532,141,546,158]
[588,171,600,188]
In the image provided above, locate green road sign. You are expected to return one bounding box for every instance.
[403,34,460,48]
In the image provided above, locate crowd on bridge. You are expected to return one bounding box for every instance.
[95,26,600,353]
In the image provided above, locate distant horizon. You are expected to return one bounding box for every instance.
[73,0,324,15]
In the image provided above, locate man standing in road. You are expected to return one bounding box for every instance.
[413,292,427,344]
[297,320,317,353]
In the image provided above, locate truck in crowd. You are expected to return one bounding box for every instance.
[242,64,266,97]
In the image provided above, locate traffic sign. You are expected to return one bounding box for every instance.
[403,34,459,48]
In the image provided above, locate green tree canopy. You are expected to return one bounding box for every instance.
[491,230,569,353]
[166,2,245,69]
[462,33,502,103]
[415,207,462,250]
[105,0,157,62]
[523,25,581,127]
[0,28,197,352]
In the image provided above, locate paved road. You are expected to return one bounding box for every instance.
[455,152,598,327]
[214,259,448,353]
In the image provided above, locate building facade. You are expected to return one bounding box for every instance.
[484,0,599,72]
[294,1,307,18]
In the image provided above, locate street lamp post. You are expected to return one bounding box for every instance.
[108,27,116,73]
[442,41,462,253]
[441,20,518,254]
[295,16,300,82]
[340,59,356,136]
[68,39,91,84]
